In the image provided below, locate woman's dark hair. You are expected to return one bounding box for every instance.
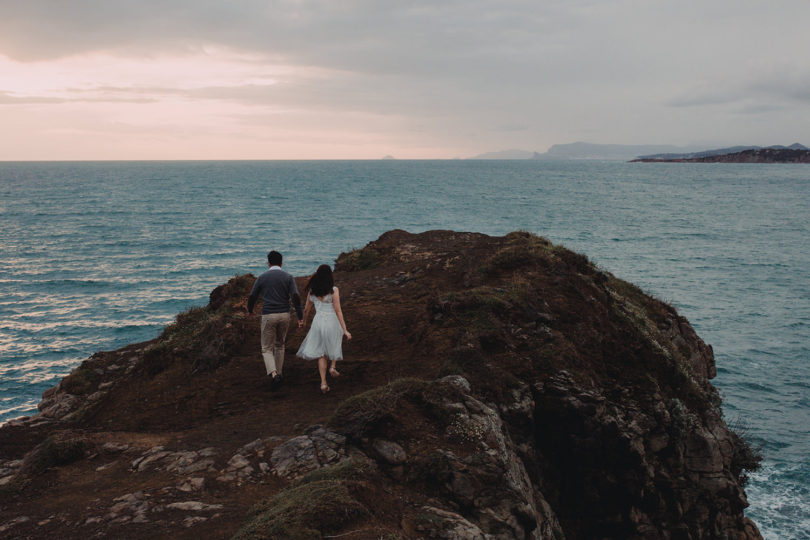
[305,264,334,297]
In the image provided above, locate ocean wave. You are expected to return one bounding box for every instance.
[734,381,779,394]
[1,317,169,333]
[39,279,116,287]
[746,462,810,540]
[1,368,71,386]
[0,400,38,422]
[783,379,810,390]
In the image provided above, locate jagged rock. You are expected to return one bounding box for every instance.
[440,374,471,393]
[216,437,277,482]
[685,428,724,474]
[0,516,30,533]
[372,439,407,465]
[215,472,236,483]
[129,446,218,475]
[167,453,216,475]
[107,491,151,522]
[270,435,315,477]
[410,506,487,539]
[177,477,205,492]
[270,426,348,479]
[307,425,347,464]
[101,442,130,453]
[38,392,80,419]
[227,454,250,470]
[166,501,223,511]
[0,458,23,484]
[183,516,208,527]
[533,369,754,538]
[421,376,562,539]
[131,448,171,471]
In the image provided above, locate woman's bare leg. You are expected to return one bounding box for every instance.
[318,356,329,391]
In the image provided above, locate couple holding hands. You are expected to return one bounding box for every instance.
[246,250,351,394]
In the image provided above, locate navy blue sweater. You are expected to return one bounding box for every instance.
[247,268,303,319]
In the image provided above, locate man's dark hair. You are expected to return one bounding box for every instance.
[267,251,283,266]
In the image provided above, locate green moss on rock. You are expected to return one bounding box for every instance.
[335,247,381,271]
[232,479,370,540]
[60,366,101,395]
[328,378,428,438]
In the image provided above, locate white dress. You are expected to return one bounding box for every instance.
[296,287,344,361]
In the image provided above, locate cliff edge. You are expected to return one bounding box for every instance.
[0,230,761,539]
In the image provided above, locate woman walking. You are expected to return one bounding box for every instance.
[296,265,351,393]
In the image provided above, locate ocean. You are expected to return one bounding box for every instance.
[1,160,808,538]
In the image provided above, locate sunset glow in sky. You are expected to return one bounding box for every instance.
[2,1,810,160]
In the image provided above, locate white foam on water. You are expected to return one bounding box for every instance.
[746,462,810,539]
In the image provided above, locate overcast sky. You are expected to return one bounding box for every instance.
[1,0,809,159]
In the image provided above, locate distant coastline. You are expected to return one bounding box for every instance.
[468,142,703,161]
[631,147,810,163]
[468,142,810,163]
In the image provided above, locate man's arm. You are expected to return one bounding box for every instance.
[247,276,261,314]
[292,292,304,327]
[289,276,304,322]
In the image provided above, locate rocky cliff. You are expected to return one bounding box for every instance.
[0,230,761,539]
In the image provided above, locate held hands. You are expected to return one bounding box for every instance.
[298,319,305,329]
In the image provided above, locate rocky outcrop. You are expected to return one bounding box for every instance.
[0,230,761,539]
[268,426,349,480]
[534,371,756,538]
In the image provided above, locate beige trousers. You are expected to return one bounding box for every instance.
[260,312,290,375]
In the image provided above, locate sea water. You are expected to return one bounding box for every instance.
[1,160,807,538]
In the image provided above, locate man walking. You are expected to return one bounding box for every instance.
[247,250,304,389]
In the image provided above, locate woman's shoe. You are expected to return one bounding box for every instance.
[320,383,330,394]
[329,367,340,378]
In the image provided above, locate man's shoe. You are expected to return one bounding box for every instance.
[270,373,281,391]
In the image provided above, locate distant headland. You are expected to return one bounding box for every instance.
[631,143,810,163]
[468,142,810,162]
[469,143,698,161]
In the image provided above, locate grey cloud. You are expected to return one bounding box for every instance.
[0,1,545,58]
[54,76,504,128]
[0,1,772,105]
[0,91,65,104]
[668,68,810,111]
[749,72,810,105]
[739,103,788,115]
[0,1,618,84]
[667,91,744,108]
[2,0,809,149]
[0,89,156,105]
[494,123,531,132]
